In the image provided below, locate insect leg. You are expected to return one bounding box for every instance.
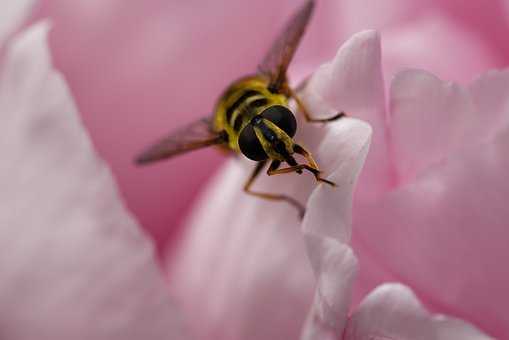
[267,163,335,186]
[243,160,305,218]
[267,144,336,186]
[286,86,345,123]
[293,144,318,168]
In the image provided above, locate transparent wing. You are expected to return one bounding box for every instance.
[135,117,226,165]
[258,0,315,92]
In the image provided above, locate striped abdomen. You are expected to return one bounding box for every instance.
[213,76,289,152]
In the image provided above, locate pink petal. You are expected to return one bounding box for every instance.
[382,12,500,84]
[339,0,508,70]
[424,1,509,64]
[352,121,509,337]
[389,68,509,185]
[345,284,492,340]
[338,0,424,37]
[389,69,481,184]
[0,0,34,45]
[0,22,187,339]
[168,31,375,340]
[467,69,509,139]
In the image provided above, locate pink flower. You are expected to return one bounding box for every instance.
[167,29,499,339]
[3,1,507,339]
[33,0,509,248]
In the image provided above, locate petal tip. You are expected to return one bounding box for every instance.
[338,29,381,55]
[16,19,53,43]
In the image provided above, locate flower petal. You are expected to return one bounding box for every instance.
[299,242,357,340]
[389,68,509,185]
[301,30,389,199]
[389,69,476,184]
[0,0,34,46]
[298,118,370,340]
[338,0,508,70]
[345,283,492,340]
[352,123,509,338]
[0,22,187,340]
[302,119,371,243]
[168,31,375,340]
[468,69,509,139]
[382,12,500,84]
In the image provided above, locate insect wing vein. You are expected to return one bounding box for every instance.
[258,0,315,91]
[135,117,225,165]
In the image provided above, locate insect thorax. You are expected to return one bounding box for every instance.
[213,75,289,152]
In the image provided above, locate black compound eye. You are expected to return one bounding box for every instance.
[260,105,297,137]
[238,125,268,161]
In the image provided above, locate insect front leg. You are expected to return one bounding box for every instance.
[243,160,305,218]
[267,162,335,186]
[285,86,345,123]
[266,144,336,186]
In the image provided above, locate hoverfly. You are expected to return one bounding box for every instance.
[136,0,345,218]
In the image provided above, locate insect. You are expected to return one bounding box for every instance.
[136,0,345,218]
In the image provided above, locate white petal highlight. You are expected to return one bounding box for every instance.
[0,22,187,340]
[344,284,493,340]
[300,241,357,340]
[302,30,389,199]
[302,118,371,243]
[296,32,375,340]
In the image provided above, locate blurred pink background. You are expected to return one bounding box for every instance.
[28,0,509,253]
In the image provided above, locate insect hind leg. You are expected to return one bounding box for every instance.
[243,160,305,219]
[267,162,335,186]
[286,86,345,123]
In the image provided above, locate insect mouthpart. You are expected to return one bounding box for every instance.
[268,134,289,155]
[251,115,263,125]
[285,155,303,174]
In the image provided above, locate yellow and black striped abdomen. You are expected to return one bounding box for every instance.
[213,76,289,152]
